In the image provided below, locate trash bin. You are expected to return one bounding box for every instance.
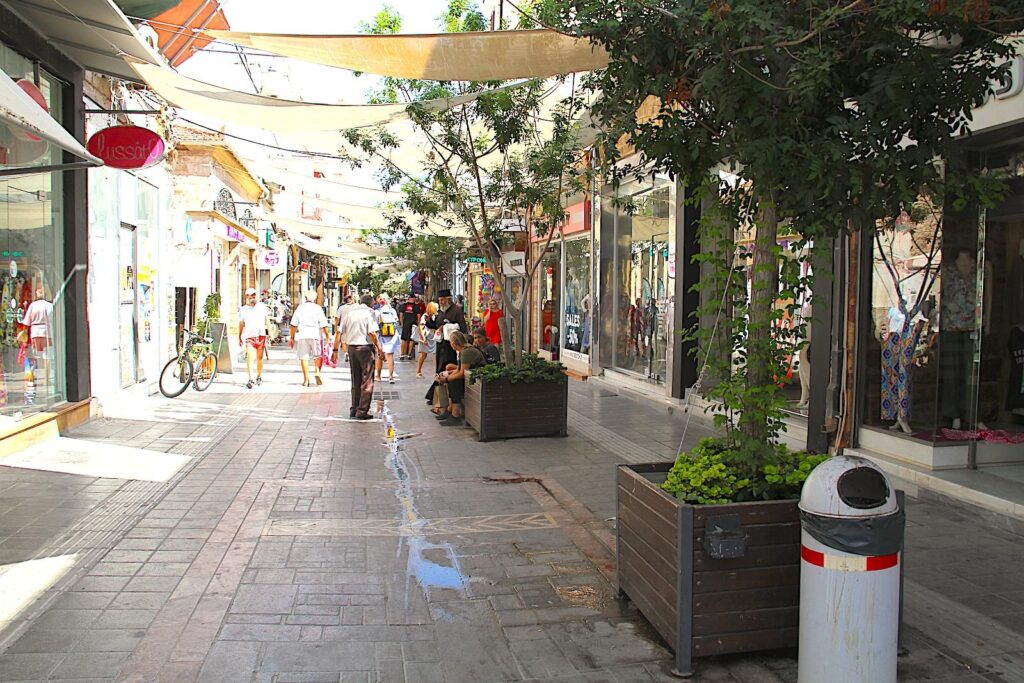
[797,455,904,683]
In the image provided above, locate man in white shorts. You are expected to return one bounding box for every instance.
[238,287,270,389]
[290,291,331,386]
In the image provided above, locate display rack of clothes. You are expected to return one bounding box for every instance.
[0,272,32,348]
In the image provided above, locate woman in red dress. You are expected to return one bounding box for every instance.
[483,297,504,345]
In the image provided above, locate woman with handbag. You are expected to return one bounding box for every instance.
[414,301,439,379]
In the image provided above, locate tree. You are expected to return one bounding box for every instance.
[539,0,1024,463]
[346,264,389,297]
[381,233,463,300]
[345,2,589,366]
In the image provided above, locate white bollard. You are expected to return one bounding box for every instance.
[798,456,903,683]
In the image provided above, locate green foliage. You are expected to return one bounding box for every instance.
[662,437,829,504]
[347,0,590,369]
[468,353,567,385]
[540,0,1022,462]
[347,265,389,296]
[195,293,221,338]
[662,439,752,505]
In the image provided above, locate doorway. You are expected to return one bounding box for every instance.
[119,222,139,388]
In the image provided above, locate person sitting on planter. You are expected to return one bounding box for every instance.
[472,327,501,365]
[435,330,486,427]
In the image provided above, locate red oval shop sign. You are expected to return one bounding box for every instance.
[87,125,166,169]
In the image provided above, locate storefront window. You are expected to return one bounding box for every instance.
[607,181,673,382]
[538,246,560,355]
[0,45,66,415]
[562,236,591,359]
[864,187,979,442]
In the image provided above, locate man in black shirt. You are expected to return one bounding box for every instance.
[399,295,422,360]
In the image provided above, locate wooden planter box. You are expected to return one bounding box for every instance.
[616,463,801,677]
[463,375,568,441]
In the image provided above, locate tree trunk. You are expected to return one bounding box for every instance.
[739,196,779,445]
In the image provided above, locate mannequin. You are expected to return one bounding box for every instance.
[940,250,977,429]
[797,302,811,408]
[881,306,925,434]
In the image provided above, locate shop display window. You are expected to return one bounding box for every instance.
[610,182,672,382]
[562,237,591,358]
[0,45,66,415]
[862,147,1024,467]
[537,246,560,355]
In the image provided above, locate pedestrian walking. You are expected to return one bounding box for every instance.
[289,291,331,387]
[374,293,402,383]
[238,287,270,389]
[335,294,382,420]
[399,294,422,360]
[414,301,439,379]
[334,294,358,363]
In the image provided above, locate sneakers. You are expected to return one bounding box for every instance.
[246,379,254,389]
[354,414,374,421]
[439,417,465,427]
[256,376,262,386]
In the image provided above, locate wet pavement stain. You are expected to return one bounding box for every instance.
[380,403,470,617]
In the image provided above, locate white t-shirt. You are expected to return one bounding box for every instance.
[290,301,329,341]
[239,302,270,339]
[339,305,380,345]
[23,299,52,339]
[336,302,358,327]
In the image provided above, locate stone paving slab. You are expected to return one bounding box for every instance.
[0,353,1017,680]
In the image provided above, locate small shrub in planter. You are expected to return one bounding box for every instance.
[464,354,568,441]
[617,438,828,676]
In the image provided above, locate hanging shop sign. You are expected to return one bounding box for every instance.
[466,256,487,263]
[86,125,166,169]
[258,250,282,268]
[300,261,310,272]
[501,251,527,276]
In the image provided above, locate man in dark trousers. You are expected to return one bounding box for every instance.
[427,289,467,373]
[334,294,383,420]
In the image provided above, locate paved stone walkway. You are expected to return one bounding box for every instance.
[0,351,1018,681]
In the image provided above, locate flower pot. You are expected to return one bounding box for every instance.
[616,462,801,677]
[464,376,568,441]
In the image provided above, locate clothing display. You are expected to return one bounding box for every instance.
[1007,326,1024,411]
[940,329,973,421]
[941,265,975,332]
[881,318,925,423]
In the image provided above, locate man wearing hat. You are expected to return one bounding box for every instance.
[238,287,271,389]
[427,288,467,374]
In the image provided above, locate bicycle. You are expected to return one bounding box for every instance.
[159,330,219,398]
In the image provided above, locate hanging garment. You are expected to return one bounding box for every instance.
[1006,326,1024,411]
[881,320,925,423]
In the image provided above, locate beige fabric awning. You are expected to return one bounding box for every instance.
[281,227,388,259]
[0,71,103,167]
[206,29,608,81]
[8,0,164,82]
[125,58,524,131]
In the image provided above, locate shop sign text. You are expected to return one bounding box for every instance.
[87,126,166,169]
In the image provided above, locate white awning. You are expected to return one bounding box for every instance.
[0,71,102,166]
[6,0,165,82]
[281,228,388,259]
[207,29,608,81]
[125,58,527,131]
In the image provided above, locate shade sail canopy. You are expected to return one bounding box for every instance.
[126,59,529,132]
[207,29,608,81]
[280,227,388,259]
[7,0,165,82]
[0,71,102,166]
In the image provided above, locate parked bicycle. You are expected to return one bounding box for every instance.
[159,330,219,398]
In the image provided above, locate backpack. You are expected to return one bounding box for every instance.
[379,307,399,337]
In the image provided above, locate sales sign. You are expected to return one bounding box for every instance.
[300,261,310,272]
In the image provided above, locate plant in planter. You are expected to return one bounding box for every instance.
[464,353,569,441]
[529,0,1022,673]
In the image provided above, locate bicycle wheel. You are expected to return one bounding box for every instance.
[159,355,194,398]
[192,352,218,392]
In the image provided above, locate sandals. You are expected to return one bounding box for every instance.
[246,380,254,389]
[315,376,323,386]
